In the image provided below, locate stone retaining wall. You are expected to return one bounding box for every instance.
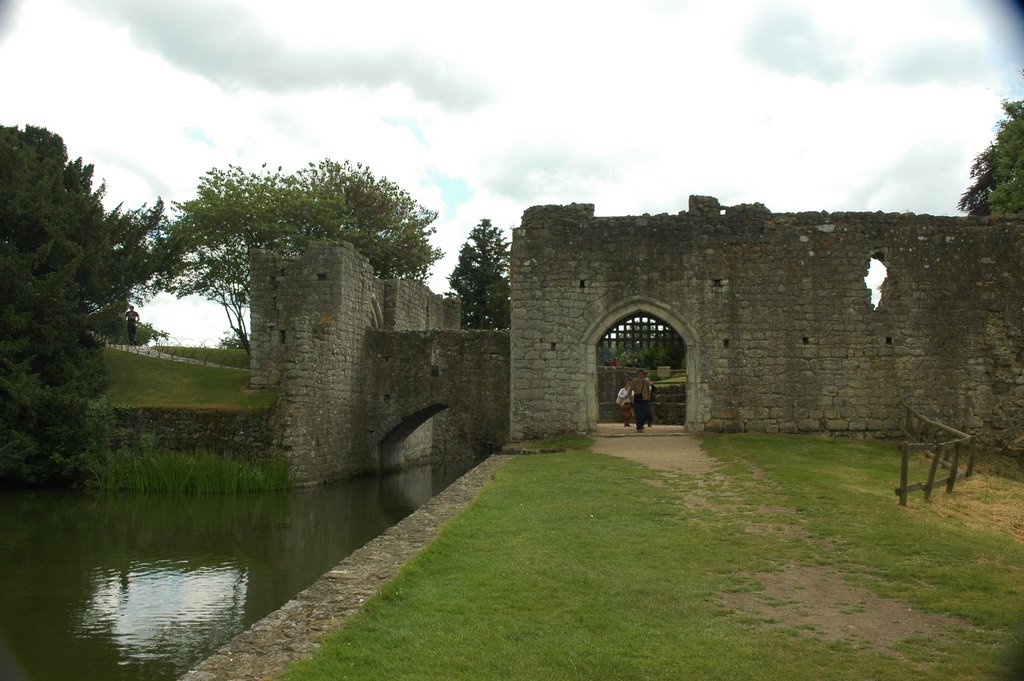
[115,407,274,458]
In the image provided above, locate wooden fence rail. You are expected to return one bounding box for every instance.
[896,403,976,506]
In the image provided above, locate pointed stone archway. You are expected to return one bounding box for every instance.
[582,297,701,432]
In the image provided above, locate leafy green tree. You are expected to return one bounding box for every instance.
[170,164,294,352]
[960,93,1024,215]
[447,219,510,330]
[958,144,995,216]
[293,160,442,281]
[217,331,246,349]
[171,160,443,351]
[0,125,173,483]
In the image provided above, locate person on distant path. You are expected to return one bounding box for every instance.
[615,380,634,427]
[630,369,653,433]
[125,305,140,346]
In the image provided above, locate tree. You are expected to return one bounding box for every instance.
[294,160,442,281]
[447,219,510,330]
[957,144,995,216]
[0,125,173,483]
[170,164,294,352]
[171,160,443,351]
[960,92,1024,215]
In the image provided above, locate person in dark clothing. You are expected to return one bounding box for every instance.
[630,369,653,433]
[125,305,140,346]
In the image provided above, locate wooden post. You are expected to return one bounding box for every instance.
[965,438,976,478]
[946,441,962,494]
[924,443,943,501]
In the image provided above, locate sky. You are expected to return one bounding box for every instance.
[2,0,1024,343]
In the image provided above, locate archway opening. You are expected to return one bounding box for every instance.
[595,312,687,426]
[597,313,687,369]
[379,403,448,470]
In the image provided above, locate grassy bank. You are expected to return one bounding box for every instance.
[104,347,276,409]
[281,435,1024,681]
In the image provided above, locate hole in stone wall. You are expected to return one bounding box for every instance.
[550,342,557,351]
[317,272,327,280]
[802,337,810,345]
[885,337,893,345]
[712,278,723,287]
[723,339,730,348]
[279,330,286,344]
[865,253,887,310]
[579,280,586,288]
[431,365,440,377]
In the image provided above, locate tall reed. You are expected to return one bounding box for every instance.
[91,449,292,494]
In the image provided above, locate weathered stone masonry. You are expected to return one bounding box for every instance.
[510,197,1024,449]
[249,242,509,485]
[246,198,1022,485]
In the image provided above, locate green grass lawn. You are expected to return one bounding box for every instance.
[280,435,1024,681]
[104,347,276,409]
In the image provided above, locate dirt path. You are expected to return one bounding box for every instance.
[590,424,717,474]
[589,426,968,654]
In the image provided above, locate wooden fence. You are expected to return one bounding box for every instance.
[896,403,976,506]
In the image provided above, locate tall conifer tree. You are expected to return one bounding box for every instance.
[447,219,510,330]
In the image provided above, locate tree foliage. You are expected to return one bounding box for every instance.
[0,125,173,483]
[960,92,1024,216]
[170,160,442,351]
[294,160,442,282]
[447,219,510,330]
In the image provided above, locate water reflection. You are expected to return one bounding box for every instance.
[0,458,480,681]
[80,562,248,670]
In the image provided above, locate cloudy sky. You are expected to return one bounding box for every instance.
[2,0,1023,343]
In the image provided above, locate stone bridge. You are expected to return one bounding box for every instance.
[249,242,508,485]
[250,197,1024,485]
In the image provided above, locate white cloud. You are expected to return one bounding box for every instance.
[1,0,1020,341]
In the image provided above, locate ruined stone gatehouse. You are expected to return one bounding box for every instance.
[249,197,1023,485]
[510,196,1023,449]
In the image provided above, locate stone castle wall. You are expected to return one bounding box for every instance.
[510,197,1024,448]
[366,329,510,468]
[249,242,471,484]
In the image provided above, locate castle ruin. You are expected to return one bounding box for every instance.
[250,197,1024,485]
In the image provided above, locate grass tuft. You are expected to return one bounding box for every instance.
[90,449,292,494]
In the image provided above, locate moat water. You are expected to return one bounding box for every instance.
[0,459,481,681]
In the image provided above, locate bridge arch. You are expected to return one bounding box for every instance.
[379,403,449,469]
[582,297,701,430]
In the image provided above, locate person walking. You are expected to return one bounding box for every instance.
[125,305,140,346]
[630,369,653,433]
[615,380,634,427]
